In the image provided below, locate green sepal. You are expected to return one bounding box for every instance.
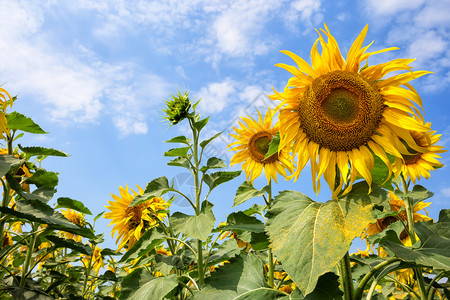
[6,111,47,134]
[233,181,269,207]
[55,197,92,215]
[204,171,241,191]
[200,132,222,148]
[200,157,226,172]
[17,144,69,158]
[264,134,280,159]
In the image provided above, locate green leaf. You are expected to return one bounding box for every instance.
[94,211,104,222]
[204,171,242,191]
[200,132,222,148]
[6,112,47,134]
[55,197,92,215]
[129,176,170,207]
[164,146,190,157]
[380,221,450,271]
[194,116,209,132]
[281,273,344,300]
[264,134,280,159]
[395,185,434,205]
[243,204,267,216]
[18,144,69,158]
[165,135,191,145]
[131,274,178,300]
[29,187,56,203]
[370,153,394,190]
[221,212,265,233]
[200,157,226,172]
[233,182,269,207]
[119,268,154,300]
[45,235,93,255]
[0,155,21,177]
[25,169,59,189]
[193,253,267,299]
[120,227,165,263]
[6,286,54,300]
[167,156,191,169]
[266,187,383,295]
[171,201,215,240]
[206,239,241,267]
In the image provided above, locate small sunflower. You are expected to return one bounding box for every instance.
[60,209,86,243]
[104,185,170,251]
[393,125,445,184]
[270,24,431,197]
[364,191,432,242]
[82,245,104,275]
[0,86,13,137]
[228,107,293,184]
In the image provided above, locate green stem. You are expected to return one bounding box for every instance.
[425,271,448,300]
[20,223,39,287]
[400,176,427,300]
[82,244,95,297]
[354,258,401,300]
[267,180,275,288]
[339,252,354,300]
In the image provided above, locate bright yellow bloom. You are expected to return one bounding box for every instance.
[0,86,13,137]
[270,24,431,197]
[82,245,104,275]
[393,126,445,184]
[60,209,86,242]
[364,191,432,242]
[228,107,293,184]
[104,185,170,251]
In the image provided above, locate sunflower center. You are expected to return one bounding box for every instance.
[298,70,385,152]
[248,132,278,164]
[125,204,146,228]
[402,131,428,165]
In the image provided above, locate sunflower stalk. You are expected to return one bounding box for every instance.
[267,180,275,289]
[401,175,427,300]
[338,252,354,300]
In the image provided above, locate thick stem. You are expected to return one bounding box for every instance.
[339,252,354,300]
[400,176,427,300]
[20,223,39,287]
[266,181,275,288]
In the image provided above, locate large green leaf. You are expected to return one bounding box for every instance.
[200,157,226,173]
[279,273,343,300]
[131,274,178,300]
[233,182,269,207]
[25,169,59,189]
[120,227,165,263]
[55,197,92,215]
[266,184,385,295]
[45,235,93,255]
[167,156,191,169]
[18,145,69,158]
[6,112,47,134]
[193,253,268,299]
[220,211,265,233]
[206,239,241,267]
[171,201,215,240]
[204,171,241,191]
[0,154,21,177]
[119,268,154,300]
[129,176,170,207]
[380,221,450,271]
[394,185,434,205]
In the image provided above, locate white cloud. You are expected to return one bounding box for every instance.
[441,187,450,198]
[196,79,237,114]
[284,0,323,32]
[363,0,425,16]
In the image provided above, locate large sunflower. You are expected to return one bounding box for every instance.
[270,24,431,197]
[393,125,445,184]
[104,185,170,251]
[228,107,293,184]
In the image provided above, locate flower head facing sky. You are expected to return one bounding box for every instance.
[270,24,432,197]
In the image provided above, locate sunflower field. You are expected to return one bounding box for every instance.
[0,24,449,300]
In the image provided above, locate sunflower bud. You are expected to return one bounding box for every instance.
[163,90,191,125]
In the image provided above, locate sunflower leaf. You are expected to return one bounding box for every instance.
[0,155,22,177]
[129,274,178,300]
[6,112,47,134]
[17,144,69,158]
[55,197,92,215]
[220,211,265,233]
[119,227,165,263]
[204,171,242,192]
[205,239,241,267]
[193,116,209,132]
[264,134,280,159]
[170,201,215,240]
[129,176,170,207]
[45,235,93,256]
[164,147,190,157]
[200,157,226,172]
[25,169,59,189]
[119,268,154,300]
[165,135,191,145]
[167,156,191,169]
[394,185,434,205]
[279,273,344,300]
[200,132,222,148]
[233,181,269,207]
[266,184,385,295]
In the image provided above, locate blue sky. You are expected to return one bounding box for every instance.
[1,0,449,251]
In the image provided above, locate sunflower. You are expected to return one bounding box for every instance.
[0,86,13,137]
[228,107,293,184]
[104,185,170,251]
[270,24,431,197]
[364,191,432,242]
[393,125,445,184]
[82,245,104,275]
[60,209,86,242]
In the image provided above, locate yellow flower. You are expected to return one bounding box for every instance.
[228,107,293,184]
[393,126,445,184]
[364,191,432,242]
[270,24,431,197]
[82,245,104,275]
[104,185,170,251]
[60,209,86,243]
[0,86,13,137]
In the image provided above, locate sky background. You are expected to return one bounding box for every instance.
[1,0,449,251]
